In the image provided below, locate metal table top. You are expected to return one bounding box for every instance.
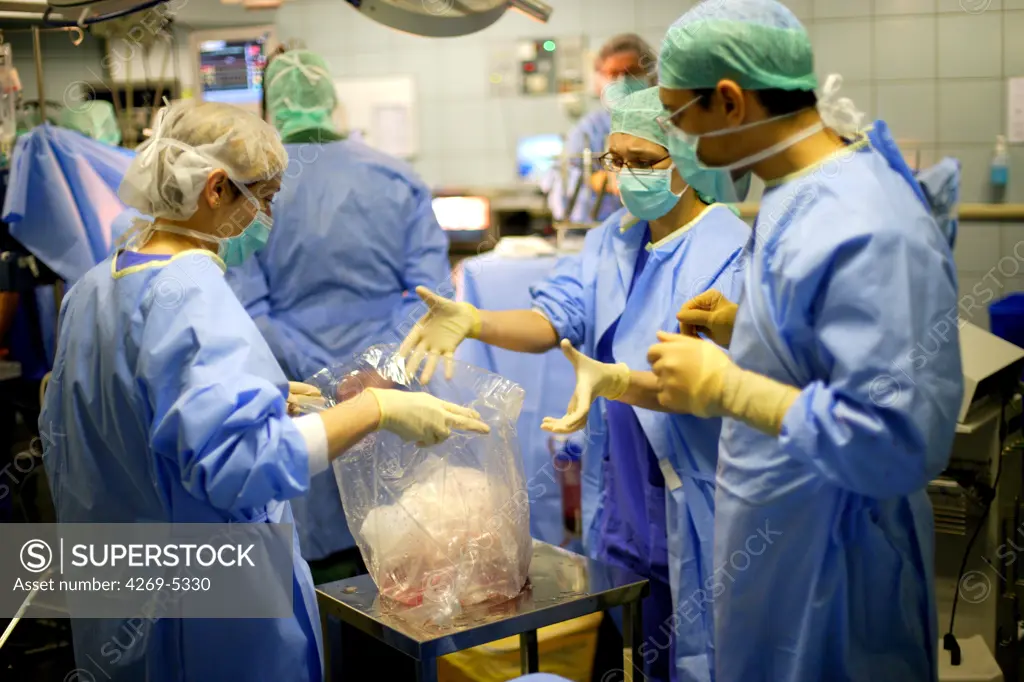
[316,540,649,660]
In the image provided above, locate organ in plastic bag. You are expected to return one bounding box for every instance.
[305,345,532,617]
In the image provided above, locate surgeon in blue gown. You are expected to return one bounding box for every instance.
[39,100,487,682]
[224,49,450,578]
[649,2,964,681]
[399,86,750,682]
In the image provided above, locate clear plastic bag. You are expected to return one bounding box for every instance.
[306,345,532,617]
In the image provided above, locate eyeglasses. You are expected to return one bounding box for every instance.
[237,181,278,215]
[599,152,672,174]
[655,96,702,139]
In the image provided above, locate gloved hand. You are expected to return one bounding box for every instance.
[366,388,490,446]
[287,381,325,415]
[399,287,482,384]
[648,331,799,434]
[676,289,739,348]
[648,331,734,418]
[542,339,630,433]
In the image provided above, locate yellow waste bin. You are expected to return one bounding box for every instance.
[438,612,602,682]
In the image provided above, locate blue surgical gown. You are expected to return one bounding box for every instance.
[3,126,135,370]
[595,233,672,682]
[715,121,963,682]
[545,109,621,224]
[225,138,450,562]
[531,205,748,682]
[40,248,323,682]
[456,255,578,546]
[3,124,134,284]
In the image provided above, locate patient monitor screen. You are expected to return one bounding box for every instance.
[199,36,268,106]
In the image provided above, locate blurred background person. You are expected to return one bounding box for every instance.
[225,48,450,584]
[58,100,122,147]
[545,34,657,227]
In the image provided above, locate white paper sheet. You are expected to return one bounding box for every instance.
[333,76,418,158]
[370,104,413,158]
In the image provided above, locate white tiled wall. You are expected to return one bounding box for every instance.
[956,223,1024,329]
[269,0,1024,324]
[275,0,708,192]
[12,1,1020,323]
[275,0,1020,198]
[875,16,937,80]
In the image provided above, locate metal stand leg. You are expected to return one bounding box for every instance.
[320,608,331,681]
[520,629,539,674]
[623,600,644,682]
[325,615,344,682]
[415,657,438,682]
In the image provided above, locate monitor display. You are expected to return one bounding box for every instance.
[199,36,268,105]
[517,133,564,181]
[432,196,490,232]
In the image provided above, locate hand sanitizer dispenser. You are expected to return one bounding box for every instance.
[991,134,1009,202]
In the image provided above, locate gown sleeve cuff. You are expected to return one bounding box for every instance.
[778,381,827,464]
[531,307,553,325]
[530,306,566,340]
[293,413,329,477]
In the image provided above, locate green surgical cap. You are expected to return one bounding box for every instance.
[60,100,121,146]
[609,86,667,149]
[264,49,338,139]
[659,0,817,92]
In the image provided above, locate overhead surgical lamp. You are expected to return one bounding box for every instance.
[40,0,168,26]
[343,0,552,38]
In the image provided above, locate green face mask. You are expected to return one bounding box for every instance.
[147,209,273,268]
[602,75,650,107]
[217,210,273,267]
[143,183,274,267]
[618,75,649,96]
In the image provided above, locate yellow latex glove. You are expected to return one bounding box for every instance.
[366,388,490,446]
[647,332,799,435]
[399,286,482,384]
[542,339,630,433]
[676,290,739,348]
[287,381,325,415]
[648,332,733,418]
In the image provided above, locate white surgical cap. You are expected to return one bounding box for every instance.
[119,100,287,221]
